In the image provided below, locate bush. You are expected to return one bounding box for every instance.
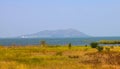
[105,48,110,52]
[85,45,88,47]
[90,42,98,48]
[110,46,114,49]
[97,46,103,52]
[68,43,72,49]
[56,51,63,56]
[40,40,46,47]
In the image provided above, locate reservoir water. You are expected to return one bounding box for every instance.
[0,37,120,46]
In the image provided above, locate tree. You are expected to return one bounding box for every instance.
[90,42,98,48]
[68,43,72,49]
[40,40,46,47]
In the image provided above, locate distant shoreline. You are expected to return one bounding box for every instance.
[0,37,120,46]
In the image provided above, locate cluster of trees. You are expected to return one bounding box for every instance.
[90,42,112,52]
[90,42,104,52]
[40,40,113,52]
[98,40,120,44]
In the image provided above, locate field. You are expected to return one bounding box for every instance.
[0,45,120,69]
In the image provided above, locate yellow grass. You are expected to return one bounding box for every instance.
[0,45,120,69]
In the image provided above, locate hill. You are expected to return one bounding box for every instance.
[20,29,90,38]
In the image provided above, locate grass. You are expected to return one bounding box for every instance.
[0,45,120,69]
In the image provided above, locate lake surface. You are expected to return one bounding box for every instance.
[0,37,120,46]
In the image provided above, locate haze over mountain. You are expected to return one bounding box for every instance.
[20,29,90,38]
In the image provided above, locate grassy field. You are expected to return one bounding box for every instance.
[0,45,120,69]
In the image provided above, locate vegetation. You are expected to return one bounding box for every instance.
[105,47,110,52]
[40,40,46,47]
[96,46,104,52]
[68,43,72,49]
[0,45,120,69]
[99,40,120,44]
[90,42,98,48]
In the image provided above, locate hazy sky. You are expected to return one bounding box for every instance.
[0,0,120,37]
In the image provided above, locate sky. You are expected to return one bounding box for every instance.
[0,0,120,37]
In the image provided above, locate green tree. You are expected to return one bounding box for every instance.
[90,42,98,48]
[68,43,72,49]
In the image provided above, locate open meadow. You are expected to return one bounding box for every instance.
[0,44,120,69]
[1,0,120,69]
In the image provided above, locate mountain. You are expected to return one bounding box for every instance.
[20,29,90,38]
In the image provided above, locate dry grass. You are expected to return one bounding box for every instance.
[0,45,120,69]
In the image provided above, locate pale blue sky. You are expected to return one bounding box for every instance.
[0,0,120,37]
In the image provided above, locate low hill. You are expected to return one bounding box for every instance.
[20,29,90,38]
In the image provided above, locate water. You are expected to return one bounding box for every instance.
[0,37,120,46]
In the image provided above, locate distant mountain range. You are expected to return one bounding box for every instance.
[19,29,90,38]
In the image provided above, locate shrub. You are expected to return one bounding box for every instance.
[40,40,46,47]
[105,48,110,52]
[85,45,88,47]
[110,46,114,49]
[56,51,63,56]
[68,43,72,49]
[90,42,98,48]
[97,46,103,52]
